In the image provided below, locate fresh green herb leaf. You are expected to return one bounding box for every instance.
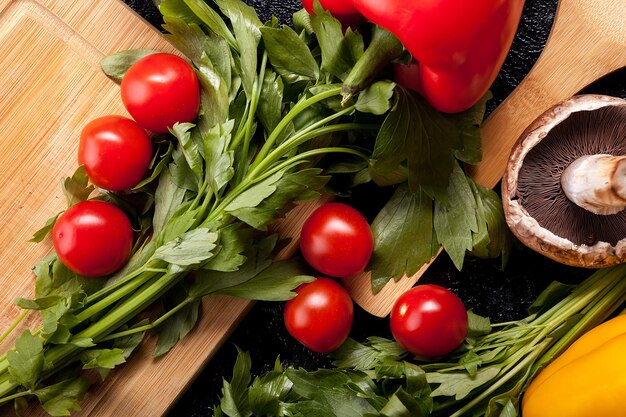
[80,348,126,371]
[450,92,491,165]
[355,81,395,115]
[260,25,319,83]
[249,364,293,416]
[133,141,174,190]
[287,368,379,417]
[15,296,63,310]
[467,310,492,339]
[152,168,188,238]
[170,122,204,186]
[29,213,61,243]
[154,284,200,357]
[100,49,157,83]
[369,183,433,293]
[434,162,478,270]
[293,8,313,35]
[528,281,575,315]
[470,181,511,265]
[257,69,284,133]
[202,223,251,272]
[371,88,454,201]
[215,0,261,97]
[34,377,90,417]
[111,319,150,359]
[227,169,328,231]
[220,347,252,417]
[190,235,276,298]
[216,258,314,301]
[310,10,364,80]
[427,366,501,400]
[181,0,237,50]
[203,120,235,196]
[159,0,203,25]
[153,228,218,268]
[331,337,406,370]
[62,166,95,207]
[7,330,43,391]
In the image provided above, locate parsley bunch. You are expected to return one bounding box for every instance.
[215,265,626,417]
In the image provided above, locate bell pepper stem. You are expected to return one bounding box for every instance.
[341,25,404,106]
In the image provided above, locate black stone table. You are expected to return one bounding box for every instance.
[121,1,626,415]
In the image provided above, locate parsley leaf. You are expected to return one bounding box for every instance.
[368,183,434,293]
[260,25,319,83]
[309,8,364,80]
[7,330,43,391]
[33,378,90,417]
[371,87,455,202]
[62,166,94,207]
[99,49,157,83]
[433,162,479,270]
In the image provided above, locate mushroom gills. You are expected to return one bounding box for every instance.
[561,154,626,215]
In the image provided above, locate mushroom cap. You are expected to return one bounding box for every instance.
[502,94,626,268]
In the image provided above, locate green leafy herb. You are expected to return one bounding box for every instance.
[260,25,320,83]
[368,183,434,292]
[34,377,90,417]
[62,166,94,207]
[7,331,43,391]
[433,162,478,270]
[215,266,626,417]
[100,49,157,83]
[29,213,61,243]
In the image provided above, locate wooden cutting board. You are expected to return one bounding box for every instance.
[0,0,323,415]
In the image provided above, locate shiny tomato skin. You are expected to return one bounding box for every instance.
[284,277,354,353]
[78,115,152,191]
[121,53,200,133]
[300,203,373,278]
[52,200,133,278]
[391,284,468,358]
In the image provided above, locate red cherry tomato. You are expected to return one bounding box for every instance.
[52,200,133,277]
[390,284,468,358]
[78,115,152,191]
[121,53,200,133]
[300,202,373,278]
[284,277,354,353]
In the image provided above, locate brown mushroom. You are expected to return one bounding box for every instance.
[502,94,626,267]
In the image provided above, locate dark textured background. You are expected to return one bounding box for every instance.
[122,1,626,415]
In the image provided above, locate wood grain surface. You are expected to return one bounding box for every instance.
[0,0,323,415]
[345,0,626,318]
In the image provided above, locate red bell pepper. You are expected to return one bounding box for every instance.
[353,0,525,113]
[302,0,364,28]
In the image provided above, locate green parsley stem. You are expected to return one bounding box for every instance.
[235,52,268,185]
[76,270,161,324]
[82,263,151,307]
[0,270,185,398]
[0,310,28,346]
[0,389,30,406]
[252,147,369,188]
[251,86,343,168]
[98,297,195,343]
[449,341,550,417]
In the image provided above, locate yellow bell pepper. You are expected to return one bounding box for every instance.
[522,314,626,417]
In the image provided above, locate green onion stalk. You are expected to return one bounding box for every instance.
[428,264,626,416]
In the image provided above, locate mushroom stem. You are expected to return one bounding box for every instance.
[561,154,626,215]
